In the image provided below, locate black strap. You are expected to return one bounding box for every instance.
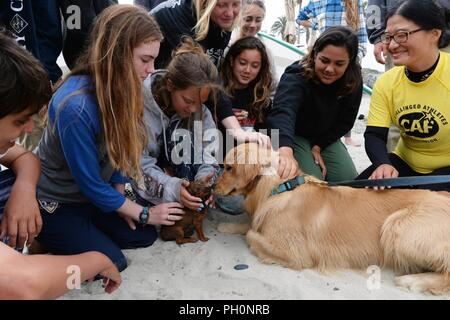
[328,175,450,188]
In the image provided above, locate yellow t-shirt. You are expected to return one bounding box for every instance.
[368,52,450,173]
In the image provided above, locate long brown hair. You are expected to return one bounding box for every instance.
[59,5,162,180]
[221,36,273,123]
[152,37,219,120]
[301,26,362,96]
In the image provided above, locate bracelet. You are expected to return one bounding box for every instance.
[138,206,150,226]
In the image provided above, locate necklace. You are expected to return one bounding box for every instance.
[405,54,440,83]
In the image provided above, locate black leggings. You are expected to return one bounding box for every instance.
[357,153,450,192]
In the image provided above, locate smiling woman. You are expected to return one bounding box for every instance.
[266,26,363,182]
[238,0,266,39]
[221,36,274,132]
[358,0,450,193]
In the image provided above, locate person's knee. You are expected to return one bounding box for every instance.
[117,226,158,249]
[136,227,158,247]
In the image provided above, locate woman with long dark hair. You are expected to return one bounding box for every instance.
[267,27,363,182]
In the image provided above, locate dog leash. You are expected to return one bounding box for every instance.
[329,175,450,188]
[270,175,450,195]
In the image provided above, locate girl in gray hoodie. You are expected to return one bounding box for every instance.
[132,38,219,211]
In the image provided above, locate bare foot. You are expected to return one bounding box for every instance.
[344,137,361,147]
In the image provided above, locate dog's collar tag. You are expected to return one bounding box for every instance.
[270,175,306,196]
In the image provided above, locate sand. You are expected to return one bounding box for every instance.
[62,211,445,300]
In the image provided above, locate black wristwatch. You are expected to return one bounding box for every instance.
[138,206,150,226]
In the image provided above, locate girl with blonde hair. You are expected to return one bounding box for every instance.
[237,0,266,39]
[35,5,180,272]
[151,0,241,69]
[226,0,267,54]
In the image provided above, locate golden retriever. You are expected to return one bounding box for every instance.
[215,143,450,295]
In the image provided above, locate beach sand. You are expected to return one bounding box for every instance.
[62,94,447,300]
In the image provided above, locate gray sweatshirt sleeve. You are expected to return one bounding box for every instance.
[194,106,219,182]
[366,0,387,44]
[138,152,183,205]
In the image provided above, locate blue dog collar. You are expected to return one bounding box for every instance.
[270,176,306,196]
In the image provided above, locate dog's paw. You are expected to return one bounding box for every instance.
[175,237,198,245]
[217,223,249,235]
[395,274,425,292]
[395,273,450,294]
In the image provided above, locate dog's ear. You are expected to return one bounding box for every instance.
[240,161,264,192]
[244,174,262,193]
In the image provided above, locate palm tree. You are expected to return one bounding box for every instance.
[272,0,303,43]
[271,16,287,38]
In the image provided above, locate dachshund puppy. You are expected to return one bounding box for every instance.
[160,180,212,245]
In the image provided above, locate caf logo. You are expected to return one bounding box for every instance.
[399,111,439,138]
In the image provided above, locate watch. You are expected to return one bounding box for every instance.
[138,206,150,226]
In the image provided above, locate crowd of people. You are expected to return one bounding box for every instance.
[0,0,449,299]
